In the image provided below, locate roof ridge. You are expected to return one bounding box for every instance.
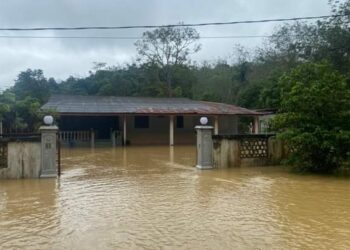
[43,95,264,115]
[51,94,191,100]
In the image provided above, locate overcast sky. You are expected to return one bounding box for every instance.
[0,0,331,89]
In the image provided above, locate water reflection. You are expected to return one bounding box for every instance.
[0,146,349,249]
[0,179,59,249]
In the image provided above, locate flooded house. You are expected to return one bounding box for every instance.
[42,95,263,145]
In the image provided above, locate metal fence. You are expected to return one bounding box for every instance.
[0,141,7,169]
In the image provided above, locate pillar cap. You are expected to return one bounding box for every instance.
[39,125,58,131]
[195,125,214,130]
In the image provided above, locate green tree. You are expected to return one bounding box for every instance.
[274,62,350,173]
[13,69,50,103]
[14,96,42,131]
[135,25,201,97]
[262,0,350,74]
[0,91,14,119]
[0,70,53,132]
[0,91,15,132]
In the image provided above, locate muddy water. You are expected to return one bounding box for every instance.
[0,146,349,249]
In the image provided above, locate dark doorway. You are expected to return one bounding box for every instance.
[60,116,119,139]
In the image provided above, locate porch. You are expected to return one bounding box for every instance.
[42,95,266,146]
[58,114,244,146]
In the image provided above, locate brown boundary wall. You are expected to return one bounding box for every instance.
[0,141,41,178]
[212,135,286,168]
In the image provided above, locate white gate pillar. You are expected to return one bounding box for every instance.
[40,125,58,178]
[195,117,214,169]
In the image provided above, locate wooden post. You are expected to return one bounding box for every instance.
[111,130,116,147]
[0,120,2,135]
[253,116,260,134]
[123,116,127,146]
[90,129,95,148]
[169,115,174,146]
[123,147,127,166]
[214,116,219,135]
[169,146,174,163]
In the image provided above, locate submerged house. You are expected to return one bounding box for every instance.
[42,95,264,145]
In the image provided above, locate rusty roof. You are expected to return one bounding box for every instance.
[42,95,263,116]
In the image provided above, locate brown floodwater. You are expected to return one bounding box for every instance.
[0,146,349,249]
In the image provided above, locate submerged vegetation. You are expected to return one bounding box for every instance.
[0,0,349,173]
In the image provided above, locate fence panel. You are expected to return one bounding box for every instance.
[59,131,91,142]
[240,137,269,158]
[0,141,7,169]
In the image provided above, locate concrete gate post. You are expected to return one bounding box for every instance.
[195,118,214,169]
[39,125,58,178]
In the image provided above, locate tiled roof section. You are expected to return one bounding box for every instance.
[42,95,263,115]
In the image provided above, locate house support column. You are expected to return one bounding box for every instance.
[169,115,174,146]
[123,115,127,146]
[90,129,95,147]
[253,116,260,134]
[111,130,116,147]
[214,116,219,135]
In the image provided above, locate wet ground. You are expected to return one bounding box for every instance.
[0,146,349,249]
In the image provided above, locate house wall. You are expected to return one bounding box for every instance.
[123,116,200,145]
[218,116,238,134]
[58,114,240,146]
[120,115,239,145]
[125,116,169,145]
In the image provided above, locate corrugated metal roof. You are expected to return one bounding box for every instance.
[42,95,263,116]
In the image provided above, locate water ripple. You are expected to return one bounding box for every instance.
[0,146,349,249]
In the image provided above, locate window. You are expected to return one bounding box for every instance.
[176,116,184,129]
[134,116,149,128]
